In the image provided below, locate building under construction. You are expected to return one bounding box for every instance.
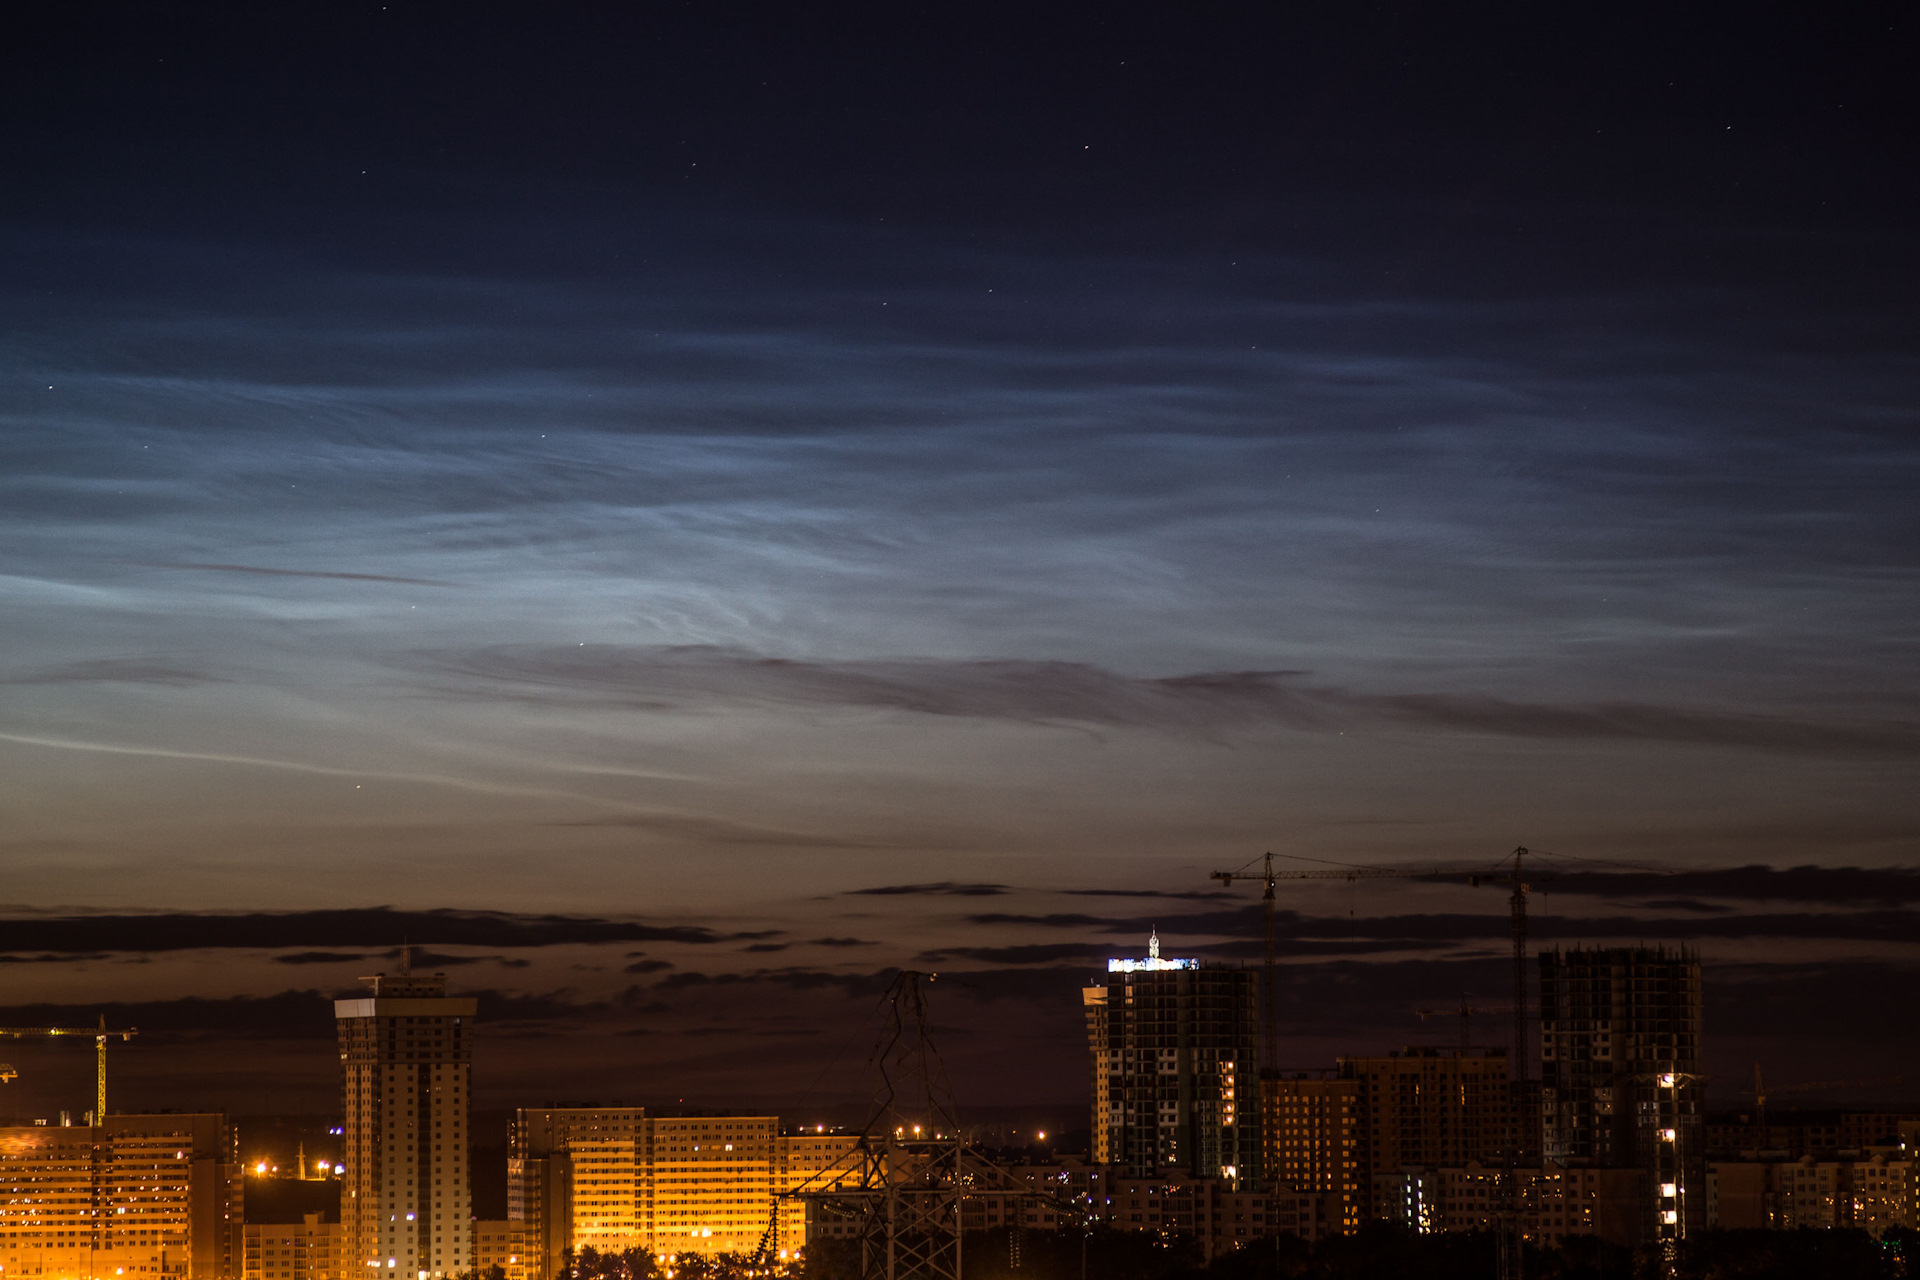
[1539,945,1705,1252]
[1083,932,1261,1183]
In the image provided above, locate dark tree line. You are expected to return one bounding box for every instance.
[520,1225,1917,1280]
[795,1224,1913,1280]
[560,1243,804,1280]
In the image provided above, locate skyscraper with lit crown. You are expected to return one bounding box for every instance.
[1083,931,1261,1182]
[337,961,476,1280]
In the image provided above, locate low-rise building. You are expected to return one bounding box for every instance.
[1099,1174,1323,1257]
[470,1220,519,1279]
[1705,1111,1920,1159]
[1376,1162,1644,1248]
[1706,1154,1913,1232]
[242,1214,338,1280]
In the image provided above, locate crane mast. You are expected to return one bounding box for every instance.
[1210,851,1282,1075]
[1508,847,1530,1082]
[1211,848,1537,1082]
[0,1015,138,1120]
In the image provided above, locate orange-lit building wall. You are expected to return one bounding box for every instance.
[0,1116,238,1280]
[241,1216,337,1280]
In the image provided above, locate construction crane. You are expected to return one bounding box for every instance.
[1209,851,1285,1075]
[1740,1064,1908,1130]
[0,1015,138,1121]
[1212,849,1537,1075]
[1414,999,1518,1052]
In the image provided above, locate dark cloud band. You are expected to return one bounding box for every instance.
[418,645,1920,757]
[0,908,718,953]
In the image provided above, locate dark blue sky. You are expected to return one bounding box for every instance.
[1,2,1916,1114]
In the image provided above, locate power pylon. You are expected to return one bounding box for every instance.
[790,971,965,1280]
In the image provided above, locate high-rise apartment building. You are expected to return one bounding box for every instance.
[1539,946,1704,1251]
[1082,932,1261,1182]
[507,1108,854,1272]
[508,1109,646,1280]
[1259,1075,1361,1231]
[1343,1049,1526,1173]
[771,1130,860,1258]
[1332,1048,1531,1222]
[336,967,476,1280]
[0,1112,240,1280]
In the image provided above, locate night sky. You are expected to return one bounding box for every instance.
[2,4,1917,1121]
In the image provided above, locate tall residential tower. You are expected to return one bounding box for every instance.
[1539,946,1704,1252]
[337,965,477,1280]
[1083,932,1261,1182]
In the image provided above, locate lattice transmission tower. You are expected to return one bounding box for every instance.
[777,970,966,1280]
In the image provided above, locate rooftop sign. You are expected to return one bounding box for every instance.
[1106,928,1196,972]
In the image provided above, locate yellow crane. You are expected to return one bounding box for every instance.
[0,1015,138,1121]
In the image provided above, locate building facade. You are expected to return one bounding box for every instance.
[1082,933,1261,1182]
[919,1159,1337,1257]
[468,1221,516,1279]
[1539,946,1704,1252]
[1707,1153,1914,1232]
[1705,1110,1920,1159]
[336,968,476,1280]
[1259,1075,1361,1231]
[1100,1175,1321,1259]
[1341,1049,1525,1180]
[0,1113,240,1280]
[507,1110,647,1280]
[1376,1162,1646,1247]
[242,1215,339,1280]
[507,1109,855,1272]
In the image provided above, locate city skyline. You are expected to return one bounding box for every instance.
[0,941,1906,1277]
[0,910,1907,1122]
